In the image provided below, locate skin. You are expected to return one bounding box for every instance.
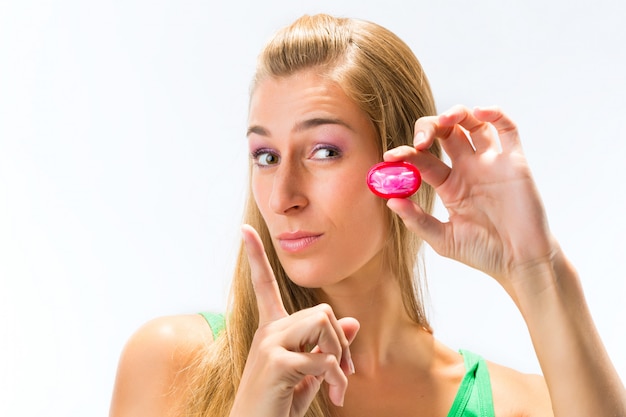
[109,70,625,417]
[109,314,212,417]
[246,70,389,291]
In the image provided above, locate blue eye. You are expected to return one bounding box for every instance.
[311,146,341,160]
[251,149,280,166]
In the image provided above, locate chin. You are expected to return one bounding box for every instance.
[283,271,337,289]
[280,261,340,289]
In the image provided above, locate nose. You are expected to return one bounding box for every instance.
[269,161,308,215]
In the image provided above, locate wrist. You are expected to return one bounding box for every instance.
[507,244,583,319]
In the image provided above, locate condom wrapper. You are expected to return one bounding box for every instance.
[366,161,422,199]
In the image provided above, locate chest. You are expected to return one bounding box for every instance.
[331,368,462,417]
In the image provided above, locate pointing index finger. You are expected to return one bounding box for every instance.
[241,224,288,325]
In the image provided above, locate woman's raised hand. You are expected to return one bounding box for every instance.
[386,105,557,294]
[229,225,359,417]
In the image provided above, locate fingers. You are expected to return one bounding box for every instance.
[253,307,356,410]
[274,305,354,378]
[288,351,349,407]
[437,105,499,153]
[241,224,288,325]
[338,317,359,375]
[310,316,359,375]
[386,105,521,190]
[338,317,360,344]
[413,104,514,156]
[472,106,522,152]
[289,316,360,407]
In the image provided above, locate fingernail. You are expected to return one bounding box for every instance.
[348,357,356,375]
[342,350,356,376]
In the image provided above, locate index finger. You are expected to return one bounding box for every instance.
[241,224,288,325]
[413,115,449,150]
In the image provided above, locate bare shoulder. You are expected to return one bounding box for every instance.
[109,314,214,417]
[486,360,553,417]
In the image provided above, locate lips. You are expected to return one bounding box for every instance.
[276,231,323,253]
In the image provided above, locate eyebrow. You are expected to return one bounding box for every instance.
[246,117,353,137]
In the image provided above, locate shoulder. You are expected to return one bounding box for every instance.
[109,314,214,417]
[486,360,553,417]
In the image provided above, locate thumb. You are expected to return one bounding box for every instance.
[386,197,446,254]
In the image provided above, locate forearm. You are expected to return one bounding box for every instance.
[511,248,626,417]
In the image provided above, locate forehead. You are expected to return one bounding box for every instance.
[248,70,371,134]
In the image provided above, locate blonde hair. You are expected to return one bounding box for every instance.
[185,14,441,417]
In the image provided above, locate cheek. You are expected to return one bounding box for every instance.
[251,176,271,217]
[325,186,389,277]
[322,171,388,235]
[344,161,379,201]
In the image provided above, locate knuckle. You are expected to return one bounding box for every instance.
[322,352,340,368]
[268,350,290,369]
[316,302,332,312]
[254,322,281,346]
[309,304,333,325]
[255,322,272,337]
[313,310,331,328]
[324,354,348,384]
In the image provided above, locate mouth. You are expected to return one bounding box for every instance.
[276,231,323,253]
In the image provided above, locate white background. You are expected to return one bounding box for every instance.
[1,0,625,415]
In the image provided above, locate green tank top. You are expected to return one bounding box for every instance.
[198,312,495,417]
[199,311,225,339]
[448,349,495,417]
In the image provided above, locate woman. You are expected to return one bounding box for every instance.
[109,14,625,417]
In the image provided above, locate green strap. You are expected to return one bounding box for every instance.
[446,350,495,417]
[472,351,495,417]
[198,312,225,339]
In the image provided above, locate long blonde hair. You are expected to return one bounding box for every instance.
[185,14,441,417]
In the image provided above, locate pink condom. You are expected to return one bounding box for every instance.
[366,161,422,199]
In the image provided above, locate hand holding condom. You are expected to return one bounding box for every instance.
[378,105,556,287]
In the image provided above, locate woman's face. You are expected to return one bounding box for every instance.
[247,70,389,289]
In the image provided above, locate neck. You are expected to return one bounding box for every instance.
[315,268,434,374]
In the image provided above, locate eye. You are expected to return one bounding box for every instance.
[311,145,341,160]
[251,149,280,166]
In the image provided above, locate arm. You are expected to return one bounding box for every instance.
[512,248,625,416]
[387,105,626,416]
[109,314,212,417]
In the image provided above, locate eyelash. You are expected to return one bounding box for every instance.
[311,144,342,160]
[250,148,279,167]
[250,144,343,167]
